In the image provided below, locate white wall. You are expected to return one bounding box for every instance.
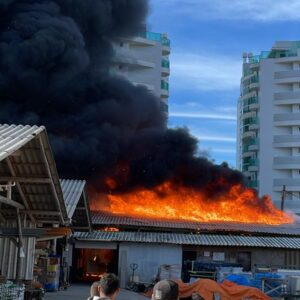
[118,243,182,288]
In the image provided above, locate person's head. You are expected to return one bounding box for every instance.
[98,273,120,300]
[90,281,100,297]
[152,280,179,300]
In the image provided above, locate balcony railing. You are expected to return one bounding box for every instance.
[250,76,259,84]
[138,31,170,47]
[160,101,168,113]
[161,59,170,68]
[161,80,169,91]
[243,138,259,152]
[249,158,259,166]
[243,97,258,106]
[247,180,258,188]
[243,117,258,126]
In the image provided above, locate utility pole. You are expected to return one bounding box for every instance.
[281,185,286,212]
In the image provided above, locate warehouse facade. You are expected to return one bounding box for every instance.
[73,211,300,287]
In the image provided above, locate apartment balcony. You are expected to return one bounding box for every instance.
[242,127,256,139]
[273,135,300,148]
[112,56,155,69]
[249,82,259,90]
[242,144,255,157]
[247,180,259,188]
[241,111,256,120]
[243,117,259,131]
[274,113,300,126]
[248,158,259,172]
[160,80,169,98]
[274,91,300,105]
[161,59,170,76]
[248,137,259,151]
[273,156,300,169]
[132,82,155,91]
[274,70,300,84]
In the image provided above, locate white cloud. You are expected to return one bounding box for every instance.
[170,112,236,121]
[193,134,236,143]
[154,0,300,22]
[210,148,237,154]
[171,52,241,91]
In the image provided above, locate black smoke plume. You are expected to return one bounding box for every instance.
[0,0,244,197]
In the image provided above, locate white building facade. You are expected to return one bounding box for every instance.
[111,31,170,113]
[237,41,300,214]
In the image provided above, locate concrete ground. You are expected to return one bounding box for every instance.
[44,283,148,300]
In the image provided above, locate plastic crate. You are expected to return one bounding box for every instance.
[0,282,25,300]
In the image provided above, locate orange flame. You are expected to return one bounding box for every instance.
[91,181,294,225]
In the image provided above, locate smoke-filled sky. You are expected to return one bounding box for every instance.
[148,0,300,167]
[0,0,245,196]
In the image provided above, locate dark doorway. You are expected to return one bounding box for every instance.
[72,248,118,282]
[237,251,251,271]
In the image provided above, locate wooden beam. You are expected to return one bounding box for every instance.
[83,190,92,232]
[73,226,90,230]
[5,158,36,223]
[0,177,51,183]
[38,136,65,225]
[0,195,24,209]
[75,207,87,210]
[0,209,61,216]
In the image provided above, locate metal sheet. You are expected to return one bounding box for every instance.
[74,230,300,249]
[75,241,117,249]
[0,220,36,280]
[60,179,86,219]
[118,243,182,287]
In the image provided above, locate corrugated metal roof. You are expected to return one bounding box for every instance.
[60,179,86,218]
[0,124,45,161]
[74,230,300,249]
[60,179,92,231]
[0,124,68,224]
[91,211,300,236]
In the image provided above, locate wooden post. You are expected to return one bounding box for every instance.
[15,208,24,283]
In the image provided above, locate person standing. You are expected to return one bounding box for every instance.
[87,273,120,300]
[151,280,179,300]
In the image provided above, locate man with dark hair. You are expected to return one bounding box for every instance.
[87,273,120,300]
[152,280,179,300]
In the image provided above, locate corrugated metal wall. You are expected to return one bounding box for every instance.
[0,220,36,280]
[285,250,300,269]
[118,243,182,288]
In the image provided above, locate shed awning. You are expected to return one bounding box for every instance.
[0,124,68,224]
[74,230,300,249]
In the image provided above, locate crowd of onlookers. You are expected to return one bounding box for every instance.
[86,273,203,300]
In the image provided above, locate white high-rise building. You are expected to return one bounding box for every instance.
[111,31,171,113]
[237,41,300,214]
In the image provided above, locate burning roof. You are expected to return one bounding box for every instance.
[91,211,300,237]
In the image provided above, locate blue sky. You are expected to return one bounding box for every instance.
[147,0,300,167]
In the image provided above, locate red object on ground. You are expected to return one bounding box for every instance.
[145,279,271,300]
